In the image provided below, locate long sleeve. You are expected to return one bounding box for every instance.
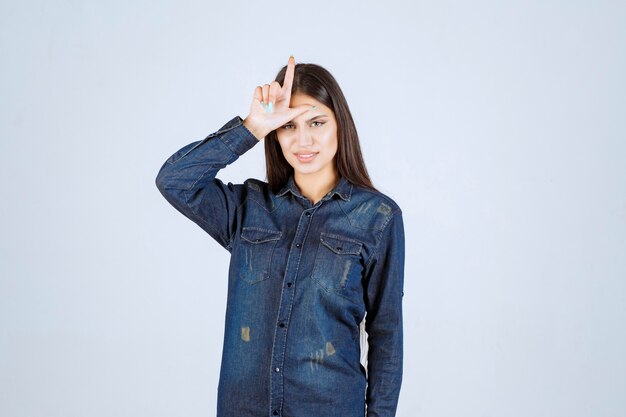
[154,115,260,252]
[363,210,405,417]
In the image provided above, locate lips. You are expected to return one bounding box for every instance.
[294,152,318,162]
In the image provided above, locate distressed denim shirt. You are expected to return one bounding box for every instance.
[155,115,405,417]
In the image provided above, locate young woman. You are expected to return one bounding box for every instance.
[155,55,405,417]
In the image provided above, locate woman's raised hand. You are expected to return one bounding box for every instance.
[243,55,313,140]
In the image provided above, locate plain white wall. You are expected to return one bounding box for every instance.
[1,1,625,416]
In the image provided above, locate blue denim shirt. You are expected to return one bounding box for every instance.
[155,115,405,417]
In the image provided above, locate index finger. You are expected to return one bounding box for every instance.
[282,55,295,94]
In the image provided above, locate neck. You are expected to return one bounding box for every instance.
[294,170,339,205]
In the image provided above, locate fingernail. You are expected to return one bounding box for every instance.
[268,102,273,112]
[308,105,317,111]
[261,100,265,108]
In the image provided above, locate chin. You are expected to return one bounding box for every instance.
[293,167,319,176]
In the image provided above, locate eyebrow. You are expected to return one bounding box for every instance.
[307,114,328,122]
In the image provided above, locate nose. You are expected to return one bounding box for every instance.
[297,127,313,147]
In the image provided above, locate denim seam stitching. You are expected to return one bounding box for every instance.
[364,209,401,270]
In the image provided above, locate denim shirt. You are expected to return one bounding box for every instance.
[155,115,405,417]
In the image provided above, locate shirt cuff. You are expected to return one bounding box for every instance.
[208,115,260,156]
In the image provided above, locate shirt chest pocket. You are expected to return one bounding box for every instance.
[238,226,282,284]
[311,232,364,294]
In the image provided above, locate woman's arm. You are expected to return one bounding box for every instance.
[154,115,260,251]
[155,56,312,250]
[363,210,406,417]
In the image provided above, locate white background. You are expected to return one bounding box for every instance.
[1,1,625,416]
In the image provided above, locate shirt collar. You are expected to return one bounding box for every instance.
[277,173,352,202]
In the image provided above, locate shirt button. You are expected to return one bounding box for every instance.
[279,322,285,327]
[305,212,311,216]
[273,411,279,416]
[275,367,280,372]
[287,282,292,287]
[295,243,301,248]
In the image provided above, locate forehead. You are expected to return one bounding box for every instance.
[289,93,334,120]
[290,93,327,109]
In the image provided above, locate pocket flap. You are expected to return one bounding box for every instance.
[319,233,362,255]
[241,227,282,244]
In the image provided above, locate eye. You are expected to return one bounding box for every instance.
[281,121,326,129]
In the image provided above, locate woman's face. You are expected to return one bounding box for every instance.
[275,93,339,181]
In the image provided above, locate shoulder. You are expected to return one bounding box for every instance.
[352,184,402,213]
[240,177,282,212]
[242,177,266,193]
[344,183,402,233]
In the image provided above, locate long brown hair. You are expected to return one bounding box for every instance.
[264,62,378,194]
